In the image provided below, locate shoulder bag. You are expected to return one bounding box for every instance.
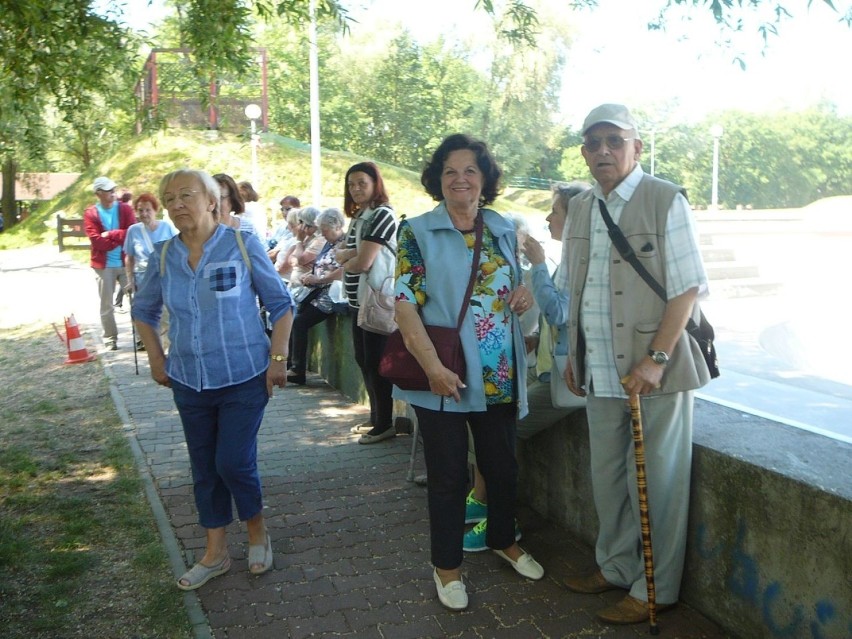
[379,213,483,391]
[597,199,720,379]
[354,206,398,334]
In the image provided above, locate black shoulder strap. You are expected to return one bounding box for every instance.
[597,198,700,333]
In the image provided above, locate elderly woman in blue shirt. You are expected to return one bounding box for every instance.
[393,134,544,611]
[132,169,293,591]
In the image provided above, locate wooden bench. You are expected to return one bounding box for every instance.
[56,214,89,251]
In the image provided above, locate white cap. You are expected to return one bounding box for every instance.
[93,176,116,192]
[582,104,638,135]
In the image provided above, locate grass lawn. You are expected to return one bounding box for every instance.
[0,324,191,638]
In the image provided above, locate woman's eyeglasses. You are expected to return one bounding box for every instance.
[163,190,198,207]
[583,135,635,153]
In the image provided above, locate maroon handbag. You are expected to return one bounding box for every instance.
[379,213,483,391]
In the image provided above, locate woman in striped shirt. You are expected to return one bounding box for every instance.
[336,162,398,444]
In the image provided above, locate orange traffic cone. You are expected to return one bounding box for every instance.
[63,314,96,365]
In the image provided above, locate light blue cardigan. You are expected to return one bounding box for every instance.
[392,203,528,419]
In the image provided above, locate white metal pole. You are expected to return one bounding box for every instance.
[650,129,656,177]
[710,125,723,209]
[309,0,322,205]
[250,118,259,186]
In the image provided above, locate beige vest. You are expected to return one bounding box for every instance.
[566,175,709,394]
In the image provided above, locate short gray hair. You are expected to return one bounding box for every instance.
[297,206,321,226]
[286,208,301,225]
[552,181,592,216]
[159,169,220,214]
[159,169,221,202]
[316,207,345,230]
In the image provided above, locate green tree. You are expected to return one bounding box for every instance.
[0,0,138,230]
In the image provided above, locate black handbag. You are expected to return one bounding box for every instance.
[597,199,720,379]
[379,213,484,390]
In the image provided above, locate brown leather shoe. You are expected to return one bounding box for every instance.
[596,594,676,625]
[563,569,623,594]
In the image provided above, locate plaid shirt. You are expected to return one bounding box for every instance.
[570,164,708,398]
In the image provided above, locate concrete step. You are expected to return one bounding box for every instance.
[701,247,737,263]
[710,277,785,298]
[706,261,760,280]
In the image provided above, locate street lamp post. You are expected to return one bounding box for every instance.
[710,124,723,209]
[245,103,262,186]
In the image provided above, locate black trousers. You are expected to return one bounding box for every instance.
[351,314,394,431]
[289,301,331,375]
[413,403,518,570]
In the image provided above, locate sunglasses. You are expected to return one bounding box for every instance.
[584,135,635,153]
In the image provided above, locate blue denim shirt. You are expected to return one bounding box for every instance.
[132,225,293,391]
[530,262,569,357]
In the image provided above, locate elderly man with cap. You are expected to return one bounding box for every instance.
[83,176,136,350]
[556,104,710,624]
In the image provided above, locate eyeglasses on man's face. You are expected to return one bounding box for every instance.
[583,135,635,153]
[163,190,199,208]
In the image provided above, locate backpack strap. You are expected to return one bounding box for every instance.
[235,229,252,273]
[160,238,172,278]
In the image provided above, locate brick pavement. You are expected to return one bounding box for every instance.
[0,246,732,638]
[101,326,732,639]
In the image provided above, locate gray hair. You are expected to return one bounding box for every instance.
[286,208,301,225]
[552,181,592,216]
[316,207,345,230]
[159,169,220,216]
[297,206,321,226]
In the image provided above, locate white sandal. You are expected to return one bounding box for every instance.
[248,533,273,575]
[176,555,231,591]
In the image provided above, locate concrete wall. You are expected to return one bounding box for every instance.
[306,325,852,639]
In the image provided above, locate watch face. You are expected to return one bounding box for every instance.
[649,350,668,365]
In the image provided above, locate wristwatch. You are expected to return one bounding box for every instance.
[270,354,287,362]
[648,349,669,366]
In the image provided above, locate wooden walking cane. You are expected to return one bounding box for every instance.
[629,393,660,635]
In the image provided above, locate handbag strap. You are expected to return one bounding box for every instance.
[597,199,700,334]
[455,212,484,332]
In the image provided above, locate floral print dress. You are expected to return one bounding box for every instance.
[395,219,516,405]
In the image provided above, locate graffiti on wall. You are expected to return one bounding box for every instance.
[695,520,850,638]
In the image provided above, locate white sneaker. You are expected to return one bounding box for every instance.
[433,569,468,610]
[493,548,544,580]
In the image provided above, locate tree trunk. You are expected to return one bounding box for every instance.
[2,158,16,232]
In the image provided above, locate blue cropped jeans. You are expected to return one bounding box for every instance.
[171,373,269,529]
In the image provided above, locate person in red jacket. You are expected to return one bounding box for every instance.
[84,176,136,350]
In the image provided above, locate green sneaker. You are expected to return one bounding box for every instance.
[465,491,488,524]
[463,519,522,553]
[463,520,489,552]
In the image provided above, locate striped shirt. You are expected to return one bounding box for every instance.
[343,205,397,308]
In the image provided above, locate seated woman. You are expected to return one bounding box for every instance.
[282,206,324,303]
[273,207,302,280]
[268,195,301,257]
[286,208,346,385]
